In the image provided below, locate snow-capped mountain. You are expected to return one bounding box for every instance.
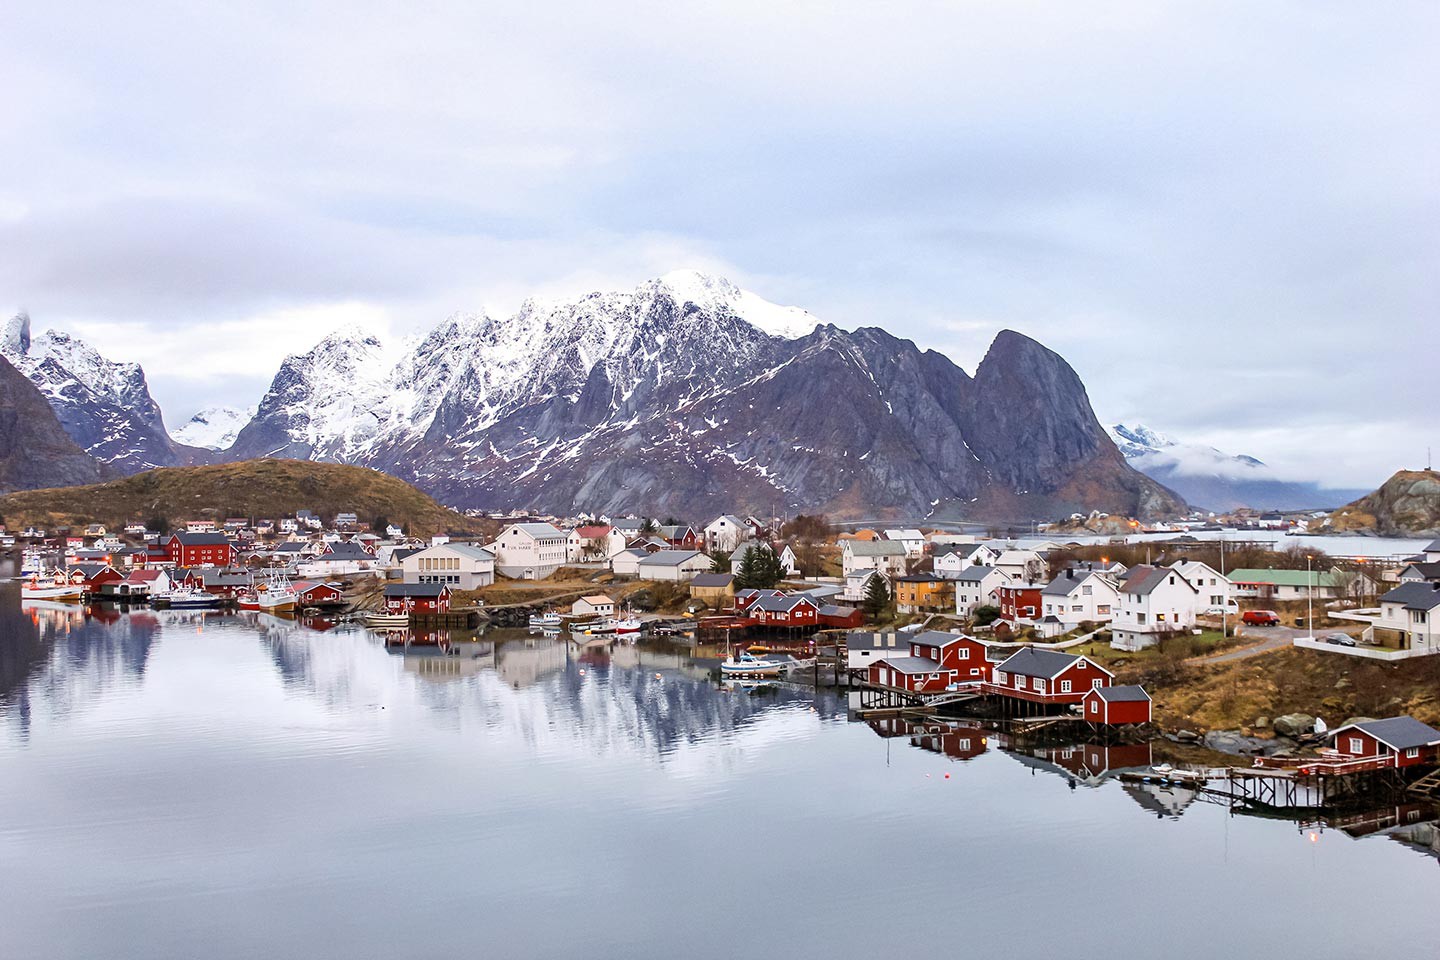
[0,313,187,472]
[1107,423,1365,511]
[229,273,1179,519]
[172,405,255,450]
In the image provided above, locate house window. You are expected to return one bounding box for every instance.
[1061,680,1072,693]
[1092,679,1103,689]
[1405,748,1419,758]
[958,648,969,659]
[1034,679,1047,695]
[959,738,971,752]
[1082,585,1092,596]
[1089,700,1099,713]
[1349,737,1364,754]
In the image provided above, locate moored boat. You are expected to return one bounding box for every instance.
[256,571,298,613]
[162,588,221,609]
[528,611,562,629]
[720,651,788,677]
[570,618,617,636]
[364,612,410,627]
[21,571,83,601]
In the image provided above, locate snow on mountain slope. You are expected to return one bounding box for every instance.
[656,270,819,339]
[1107,422,1365,511]
[172,406,255,450]
[1,312,182,471]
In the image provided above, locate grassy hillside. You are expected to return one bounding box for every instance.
[1328,469,1440,536]
[0,459,488,538]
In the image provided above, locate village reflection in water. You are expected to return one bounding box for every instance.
[4,598,1438,868]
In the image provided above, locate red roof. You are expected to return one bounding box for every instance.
[126,569,164,582]
[575,525,612,538]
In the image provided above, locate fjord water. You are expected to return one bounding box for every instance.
[2,587,1437,960]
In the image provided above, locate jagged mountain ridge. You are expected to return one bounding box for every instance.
[0,355,108,492]
[229,272,1181,520]
[0,313,208,473]
[172,405,255,450]
[1108,423,1367,512]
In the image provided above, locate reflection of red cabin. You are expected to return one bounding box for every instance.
[1329,717,1440,768]
[996,584,1043,623]
[384,583,451,614]
[911,723,989,762]
[991,648,1113,704]
[1042,741,1153,778]
[1082,685,1152,725]
[748,595,818,626]
[294,580,345,607]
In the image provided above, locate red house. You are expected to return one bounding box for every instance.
[991,648,1114,704]
[1329,717,1440,768]
[818,604,865,629]
[733,588,785,614]
[294,580,346,608]
[867,631,993,694]
[659,525,700,549]
[166,532,238,568]
[384,583,451,614]
[996,583,1044,624]
[748,594,818,626]
[70,563,124,590]
[1082,685,1153,725]
[911,722,989,762]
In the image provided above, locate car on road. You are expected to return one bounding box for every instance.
[1242,610,1281,627]
[1322,632,1357,647]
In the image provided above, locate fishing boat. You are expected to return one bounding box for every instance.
[163,588,221,609]
[256,570,298,613]
[720,650,788,677]
[364,612,410,627]
[528,610,562,629]
[613,604,644,635]
[235,591,262,611]
[570,618,617,636]
[18,548,49,577]
[20,570,83,601]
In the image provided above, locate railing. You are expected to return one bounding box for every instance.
[1253,753,1395,775]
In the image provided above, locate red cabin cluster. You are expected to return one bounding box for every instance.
[384,583,451,614]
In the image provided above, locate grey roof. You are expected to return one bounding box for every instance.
[273,541,308,553]
[1090,684,1150,702]
[1332,716,1440,751]
[637,549,705,566]
[911,630,974,648]
[689,573,734,588]
[385,583,448,597]
[710,514,746,528]
[751,595,816,613]
[1424,538,1440,553]
[390,547,421,563]
[507,522,565,538]
[201,570,253,586]
[1119,565,1194,596]
[817,604,855,617]
[996,647,1110,680]
[173,532,231,546]
[1042,571,1097,596]
[844,540,907,557]
[797,584,843,599]
[877,656,943,675]
[320,542,373,560]
[416,542,494,561]
[1400,561,1440,581]
[847,631,908,651]
[1381,582,1440,612]
[955,565,1002,583]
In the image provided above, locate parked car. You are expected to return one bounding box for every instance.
[1322,632,1357,647]
[1204,601,1240,616]
[1242,610,1281,627]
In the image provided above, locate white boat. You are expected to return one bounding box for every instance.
[256,571,297,613]
[614,616,644,635]
[19,549,49,577]
[529,611,562,629]
[570,618,617,636]
[162,588,221,609]
[20,571,83,601]
[364,612,410,627]
[720,651,788,677]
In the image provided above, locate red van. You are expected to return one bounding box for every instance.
[1242,610,1281,627]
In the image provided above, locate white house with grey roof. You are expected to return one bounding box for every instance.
[1374,582,1440,654]
[933,543,999,579]
[882,529,926,558]
[1110,565,1201,651]
[841,539,909,578]
[954,565,1010,616]
[704,515,749,552]
[491,522,569,579]
[636,550,712,582]
[401,542,495,589]
[1039,570,1118,636]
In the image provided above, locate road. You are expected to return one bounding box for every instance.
[1189,625,1306,664]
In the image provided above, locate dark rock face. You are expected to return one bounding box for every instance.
[0,356,108,491]
[229,276,1184,521]
[0,314,198,474]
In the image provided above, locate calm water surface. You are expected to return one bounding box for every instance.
[2,582,1437,960]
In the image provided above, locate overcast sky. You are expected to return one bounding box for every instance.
[1,2,1435,487]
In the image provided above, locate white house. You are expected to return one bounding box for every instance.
[846,631,912,671]
[954,565,1010,616]
[992,549,1046,583]
[490,522,569,579]
[842,540,909,578]
[933,544,999,579]
[841,569,888,603]
[882,529,926,558]
[1423,539,1440,563]
[1110,565,1201,651]
[1374,582,1440,655]
[704,515,749,553]
[1038,570,1118,637]
[1169,560,1233,612]
[636,550,711,582]
[401,542,495,589]
[611,548,650,578]
[729,541,797,577]
[572,594,616,618]
[295,541,378,578]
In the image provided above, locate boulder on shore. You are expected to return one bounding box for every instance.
[1273,714,1317,738]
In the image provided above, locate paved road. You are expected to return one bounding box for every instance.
[1189,626,1305,664]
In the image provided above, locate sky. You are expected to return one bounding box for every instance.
[0,1,1435,487]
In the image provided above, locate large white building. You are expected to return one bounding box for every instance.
[704,515,750,552]
[636,550,712,582]
[401,542,496,590]
[490,523,569,579]
[933,544,999,580]
[1110,565,1201,651]
[1374,583,1440,654]
[1038,570,1118,637]
[1169,560,1233,612]
[841,540,909,578]
[953,565,1010,616]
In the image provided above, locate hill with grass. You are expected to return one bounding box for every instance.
[1326,469,1440,537]
[0,459,486,538]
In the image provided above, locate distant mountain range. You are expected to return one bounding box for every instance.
[0,274,1226,519]
[1106,423,1368,512]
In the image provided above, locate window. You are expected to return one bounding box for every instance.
[1034,679,1046,695]
[1082,585,1092,596]
[959,738,971,752]
[1406,748,1419,758]
[1089,699,1099,713]
[1349,737,1364,754]
[958,647,969,659]
[1092,679,1103,689]
[1061,680,1072,693]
